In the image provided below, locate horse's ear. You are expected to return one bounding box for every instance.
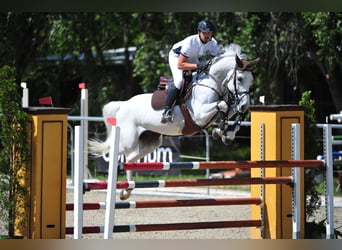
[249,57,260,67]
[236,55,260,71]
[235,54,244,68]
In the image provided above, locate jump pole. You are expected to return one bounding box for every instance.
[103,118,120,239]
[66,220,263,234]
[291,123,301,239]
[79,83,90,179]
[122,160,323,171]
[66,197,263,211]
[83,177,294,191]
[74,125,84,239]
[323,124,335,239]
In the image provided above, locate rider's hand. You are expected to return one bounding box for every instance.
[197,61,210,73]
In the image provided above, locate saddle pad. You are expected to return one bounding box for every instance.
[151,88,201,136]
[151,89,167,110]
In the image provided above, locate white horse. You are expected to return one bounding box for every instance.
[89,43,259,199]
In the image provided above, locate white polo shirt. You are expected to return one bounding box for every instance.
[171,34,218,64]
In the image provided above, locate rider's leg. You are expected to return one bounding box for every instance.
[161,51,183,123]
[161,85,180,123]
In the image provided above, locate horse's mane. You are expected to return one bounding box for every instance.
[212,43,247,64]
[195,43,247,81]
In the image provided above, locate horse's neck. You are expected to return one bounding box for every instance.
[190,61,233,102]
[183,77,221,127]
[185,76,222,112]
[210,59,235,83]
[183,59,235,126]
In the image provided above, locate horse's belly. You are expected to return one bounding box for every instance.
[115,96,184,136]
[142,106,185,136]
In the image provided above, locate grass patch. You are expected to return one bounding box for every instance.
[316,177,342,197]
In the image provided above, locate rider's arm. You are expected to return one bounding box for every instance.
[177,54,199,71]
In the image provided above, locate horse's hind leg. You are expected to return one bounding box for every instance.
[119,131,163,200]
[125,131,163,162]
[119,170,133,200]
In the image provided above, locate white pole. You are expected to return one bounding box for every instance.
[323,124,335,239]
[80,85,90,179]
[68,124,74,186]
[203,130,210,195]
[104,123,120,239]
[291,124,301,239]
[74,126,84,239]
[21,82,28,107]
[68,116,104,122]
[329,113,342,123]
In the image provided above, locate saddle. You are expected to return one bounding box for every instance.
[151,72,201,136]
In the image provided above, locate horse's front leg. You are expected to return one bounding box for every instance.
[221,112,243,145]
[221,122,241,145]
[195,100,228,121]
[209,101,229,139]
[216,100,229,113]
[212,104,240,142]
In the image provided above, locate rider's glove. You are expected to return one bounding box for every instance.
[197,61,210,74]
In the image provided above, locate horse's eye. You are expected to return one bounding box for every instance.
[237,76,243,82]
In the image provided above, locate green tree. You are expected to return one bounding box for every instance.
[1,12,341,121]
[302,12,342,112]
[0,66,29,237]
[0,13,51,83]
[299,91,321,218]
[226,12,342,120]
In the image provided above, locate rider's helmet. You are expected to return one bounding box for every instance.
[197,20,215,32]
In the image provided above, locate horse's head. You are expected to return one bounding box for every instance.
[224,54,260,114]
[207,44,259,115]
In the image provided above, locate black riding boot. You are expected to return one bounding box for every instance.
[161,85,180,123]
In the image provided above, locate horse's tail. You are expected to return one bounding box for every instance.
[88,138,109,158]
[88,101,123,157]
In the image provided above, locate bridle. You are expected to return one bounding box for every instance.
[225,65,253,109]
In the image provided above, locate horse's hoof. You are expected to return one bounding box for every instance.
[221,136,233,145]
[217,100,228,113]
[120,189,132,200]
[212,128,221,140]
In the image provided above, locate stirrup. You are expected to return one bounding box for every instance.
[161,109,173,123]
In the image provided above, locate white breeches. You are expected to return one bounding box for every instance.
[168,51,183,89]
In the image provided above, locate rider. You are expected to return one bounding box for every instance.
[161,19,219,123]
